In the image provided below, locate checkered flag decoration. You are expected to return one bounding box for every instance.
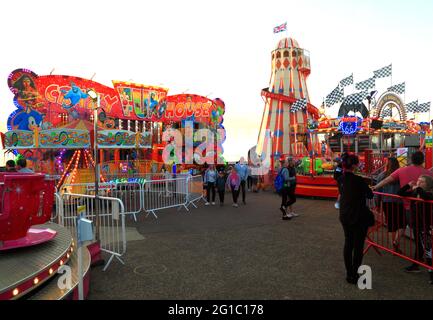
[339,74,353,88]
[355,77,375,90]
[290,98,307,112]
[325,86,344,107]
[381,107,392,117]
[387,82,405,94]
[417,102,431,113]
[373,64,392,79]
[405,100,418,113]
[343,91,369,105]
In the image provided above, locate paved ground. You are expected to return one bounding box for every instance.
[88,191,433,300]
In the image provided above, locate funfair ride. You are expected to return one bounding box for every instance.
[256,38,432,198]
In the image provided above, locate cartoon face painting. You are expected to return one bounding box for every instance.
[12,109,43,131]
[61,82,89,109]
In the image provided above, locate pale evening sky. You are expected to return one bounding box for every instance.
[0,0,432,163]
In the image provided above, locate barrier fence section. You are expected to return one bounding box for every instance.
[186,175,206,208]
[142,176,189,218]
[61,174,202,220]
[62,182,142,222]
[59,192,126,271]
[366,191,433,271]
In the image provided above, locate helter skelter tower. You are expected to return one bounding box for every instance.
[257,37,319,163]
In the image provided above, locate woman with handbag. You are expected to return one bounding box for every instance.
[339,153,374,284]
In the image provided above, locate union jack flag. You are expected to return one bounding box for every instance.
[273,22,287,34]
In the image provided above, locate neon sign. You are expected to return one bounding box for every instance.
[338,117,361,135]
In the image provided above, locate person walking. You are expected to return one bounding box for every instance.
[227,167,241,207]
[286,157,298,217]
[235,157,248,205]
[216,169,227,206]
[339,153,374,284]
[333,157,343,209]
[204,164,217,205]
[278,159,292,220]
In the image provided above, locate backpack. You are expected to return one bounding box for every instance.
[274,168,287,194]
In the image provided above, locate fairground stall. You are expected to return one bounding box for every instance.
[255,38,432,198]
[1,68,226,188]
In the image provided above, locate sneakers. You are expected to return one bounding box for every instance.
[334,202,340,209]
[286,212,295,219]
[232,203,239,208]
[212,202,216,205]
[290,212,300,217]
[404,264,421,273]
[205,202,210,206]
[282,215,292,220]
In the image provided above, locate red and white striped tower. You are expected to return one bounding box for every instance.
[257,37,319,164]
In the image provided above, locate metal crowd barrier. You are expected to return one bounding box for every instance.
[58,192,126,271]
[141,176,189,218]
[62,182,141,221]
[366,192,433,271]
[186,175,206,209]
[61,174,203,220]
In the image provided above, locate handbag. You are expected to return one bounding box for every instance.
[363,208,376,227]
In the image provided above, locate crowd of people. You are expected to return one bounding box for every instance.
[201,158,266,208]
[337,151,433,285]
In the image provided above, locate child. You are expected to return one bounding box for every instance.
[398,175,433,282]
[216,170,227,206]
[226,167,241,207]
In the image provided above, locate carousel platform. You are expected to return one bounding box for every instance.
[0,223,91,300]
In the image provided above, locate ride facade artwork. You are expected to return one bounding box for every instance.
[1,69,226,181]
[255,38,432,198]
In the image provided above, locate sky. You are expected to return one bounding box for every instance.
[0,0,432,163]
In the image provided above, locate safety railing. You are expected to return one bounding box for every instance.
[141,176,189,218]
[61,174,202,220]
[58,192,126,271]
[186,175,206,208]
[366,192,433,271]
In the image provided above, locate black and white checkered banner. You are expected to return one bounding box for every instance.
[417,102,431,113]
[343,91,369,105]
[373,64,392,79]
[325,85,344,107]
[339,74,353,87]
[355,77,375,90]
[381,107,392,117]
[387,82,405,94]
[290,98,308,113]
[405,100,418,113]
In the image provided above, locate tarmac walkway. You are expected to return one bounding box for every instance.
[88,191,433,300]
